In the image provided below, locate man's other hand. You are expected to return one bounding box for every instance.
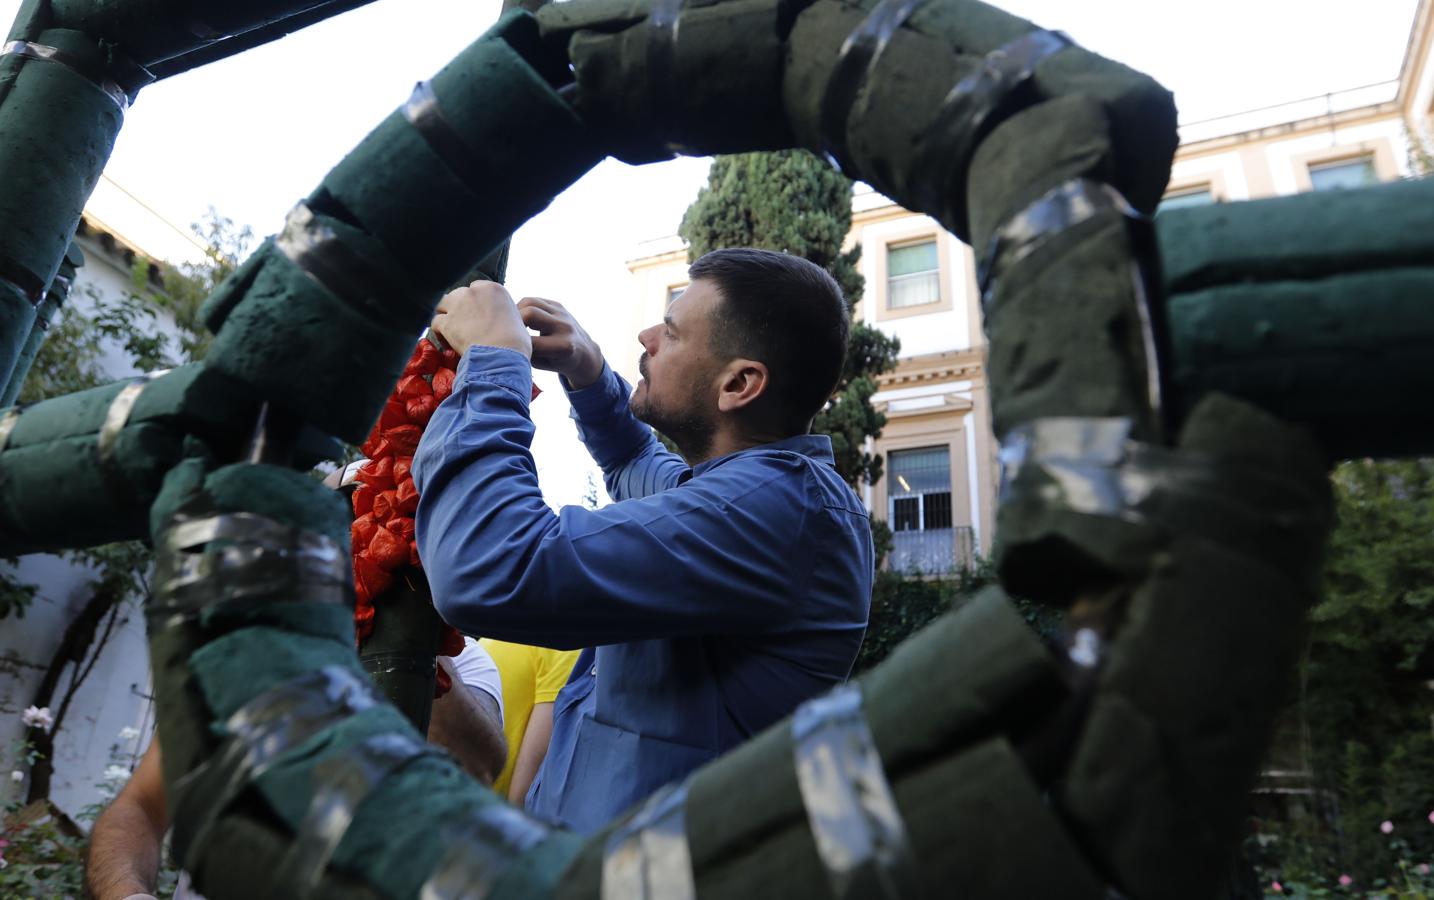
[431,281,532,360]
[518,297,604,390]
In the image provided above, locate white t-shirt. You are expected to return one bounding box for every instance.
[452,637,503,722]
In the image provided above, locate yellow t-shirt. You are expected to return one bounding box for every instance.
[479,638,582,798]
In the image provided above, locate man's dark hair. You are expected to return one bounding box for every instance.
[689,248,849,434]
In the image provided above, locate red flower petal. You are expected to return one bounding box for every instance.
[351,486,375,517]
[355,456,394,491]
[440,348,460,369]
[394,477,419,515]
[405,394,437,427]
[396,374,432,401]
[433,665,452,699]
[432,368,455,403]
[531,382,542,401]
[368,526,409,571]
[354,555,393,603]
[377,398,407,431]
[389,516,416,542]
[383,425,423,457]
[371,489,398,522]
[404,341,441,377]
[350,513,379,549]
[393,456,413,485]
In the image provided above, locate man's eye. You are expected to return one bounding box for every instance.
[664,327,674,338]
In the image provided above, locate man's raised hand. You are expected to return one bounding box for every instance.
[430,281,532,360]
[518,297,605,390]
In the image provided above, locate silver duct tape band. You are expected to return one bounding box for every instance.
[792,683,920,900]
[0,406,21,454]
[978,177,1165,420]
[601,781,696,900]
[419,803,551,900]
[0,41,129,110]
[96,369,171,464]
[152,512,350,628]
[275,203,428,327]
[996,417,1321,549]
[275,732,441,897]
[402,81,491,195]
[644,0,693,157]
[912,28,1073,230]
[172,665,382,875]
[819,0,926,171]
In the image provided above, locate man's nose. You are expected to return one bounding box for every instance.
[638,325,658,354]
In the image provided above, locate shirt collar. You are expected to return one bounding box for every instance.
[681,434,836,482]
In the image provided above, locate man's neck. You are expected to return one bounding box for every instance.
[683,424,793,467]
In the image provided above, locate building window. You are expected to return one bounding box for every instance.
[667,284,687,306]
[1308,154,1379,192]
[888,446,959,574]
[1158,185,1214,213]
[886,239,940,310]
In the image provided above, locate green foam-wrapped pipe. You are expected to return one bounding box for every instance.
[0,242,83,407]
[1058,394,1331,899]
[547,0,794,162]
[1155,178,1434,460]
[44,0,379,69]
[202,10,602,441]
[1166,269,1434,461]
[319,11,600,294]
[0,27,124,385]
[781,0,1177,241]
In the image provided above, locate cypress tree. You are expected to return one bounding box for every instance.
[678,149,901,489]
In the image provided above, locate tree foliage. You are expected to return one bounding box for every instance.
[678,149,901,488]
[1260,459,1434,883]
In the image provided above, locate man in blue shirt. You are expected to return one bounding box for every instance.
[413,248,873,834]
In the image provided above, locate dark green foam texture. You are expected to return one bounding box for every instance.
[1157,178,1434,459]
[781,0,1176,242]
[45,0,369,67]
[0,366,268,554]
[0,242,83,407]
[0,28,124,385]
[202,10,603,441]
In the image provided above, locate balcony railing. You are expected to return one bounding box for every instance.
[889,526,976,576]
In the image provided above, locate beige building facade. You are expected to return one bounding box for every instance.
[625,0,1433,574]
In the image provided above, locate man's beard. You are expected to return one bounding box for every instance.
[632,356,717,462]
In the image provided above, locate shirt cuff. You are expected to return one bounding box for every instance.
[563,363,632,424]
[456,346,534,404]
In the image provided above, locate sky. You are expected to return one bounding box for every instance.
[1,0,1421,506]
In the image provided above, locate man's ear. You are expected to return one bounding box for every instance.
[716,359,769,413]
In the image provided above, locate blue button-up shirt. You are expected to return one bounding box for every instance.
[413,347,872,833]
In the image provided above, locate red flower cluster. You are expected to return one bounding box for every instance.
[349,339,538,697]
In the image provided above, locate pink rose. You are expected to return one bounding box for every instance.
[1381,820,1395,834]
[1339,874,1353,887]
[1271,881,1283,893]
[1428,810,1434,825]
[1418,863,1431,876]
